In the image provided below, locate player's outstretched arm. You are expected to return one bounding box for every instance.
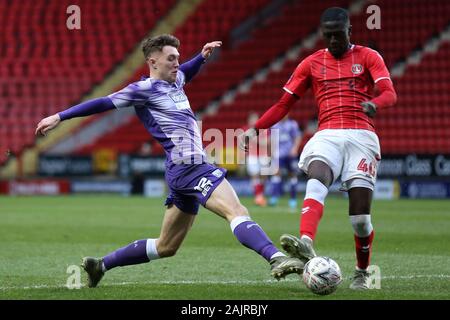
[254,91,298,129]
[35,97,115,136]
[238,91,298,151]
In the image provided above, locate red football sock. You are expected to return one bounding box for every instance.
[354,231,374,270]
[299,198,324,240]
[254,183,264,196]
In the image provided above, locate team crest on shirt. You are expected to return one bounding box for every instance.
[351,64,364,74]
[212,169,223,178]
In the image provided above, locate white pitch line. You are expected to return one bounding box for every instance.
[2,279,294,291]
[1,274,449,291]
[381,274,450,280]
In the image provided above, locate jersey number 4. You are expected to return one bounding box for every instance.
[357,158,376,177]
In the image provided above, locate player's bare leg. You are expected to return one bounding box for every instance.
[206,179,303,279]
[281,160,332,263]
[156,205,196,257]
[82,205,195,288]
[348,186,374,289]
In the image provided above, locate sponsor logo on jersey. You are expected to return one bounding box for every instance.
[194,177,213,196]
[168,91,191,110]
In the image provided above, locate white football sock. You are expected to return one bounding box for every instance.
[304,179,328,205]
[350,215,373,237]
[270,252,286,260]
[229,215,252,233]
[146,238,160,260]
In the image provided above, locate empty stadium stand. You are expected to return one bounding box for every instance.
[0,0,175,164]
[73,0,450,157]
[1,0,449,169]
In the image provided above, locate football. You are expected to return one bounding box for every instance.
[302,256,343,295]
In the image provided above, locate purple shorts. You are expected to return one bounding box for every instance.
[164,162,227,214]
[278,156,300,174]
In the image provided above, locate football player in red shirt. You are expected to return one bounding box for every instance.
[240,7,397,289]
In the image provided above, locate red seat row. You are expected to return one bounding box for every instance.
[0,0,175,164]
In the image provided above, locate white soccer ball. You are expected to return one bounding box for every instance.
[302,256,343,295]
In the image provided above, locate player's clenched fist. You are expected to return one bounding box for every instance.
[201,41,222,59]
[35,114,61,136]
[238,128,258,152]
[360,101,377,118]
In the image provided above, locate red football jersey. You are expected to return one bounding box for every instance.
[284,45,391,132]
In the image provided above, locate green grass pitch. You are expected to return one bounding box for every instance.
[1,195,449,300]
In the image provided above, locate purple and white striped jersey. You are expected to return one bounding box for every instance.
[108,71,205,164]
[271,119,301,158]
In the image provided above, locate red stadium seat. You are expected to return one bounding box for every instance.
[2,0,449,165]
[0,0,175,163]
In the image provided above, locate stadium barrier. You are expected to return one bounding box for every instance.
[0,179,70,195]
[228,178,400,200]
[378,154,450,179]
[399,181,450,199]
[4,178,450,199]
[38,153,450,179]
[39,155,93,176]
[14,154,448,199]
